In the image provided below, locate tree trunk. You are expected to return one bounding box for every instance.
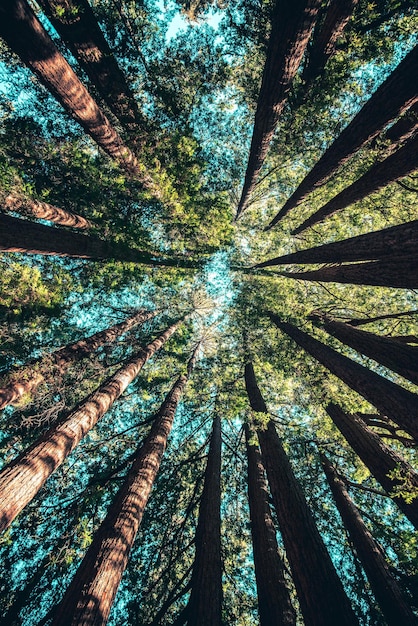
[0,320,180,533]
[37,0,147,141]
[186,414,223,626]
[235,0,321,218]
[320,451,418,625]
[326,404,418,529]
[0,214,202,269]
[267,43,418,228]
[376,101,418,155]
[294,131,418,233]
[256,219,418,267]
[2,191,91,229]
[244,361,358,625]
[0,308,158,410]
[268,314,418,440]
[244,422,296,626]
[279,255,418,288]
[301,0,359,89]
[310,312,418,385]
[50,347,197,626]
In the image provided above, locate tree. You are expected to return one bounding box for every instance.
[2,191,92,229]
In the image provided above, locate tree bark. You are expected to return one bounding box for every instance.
[256,219,418,267]
[0,308,158,410]
[244,422,296,626]
[235,0,321,218]
[279,255,418,288]
[244,361,359,625]
[2,191,91,229]
[267,43,418,228]
[186,414,223,626]
[326,404,418,529]
[293,131,418,234]
[268,314,418,440]
[0,320,180,533]
[50,347,197,626]
[320,451,418,625]
[310,312,418,385]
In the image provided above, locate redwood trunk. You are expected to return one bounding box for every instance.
[311,312,418,385]
[0,321,180,533]
[320,452,418,625]
[186,414,223,626]
[294,132,418,233]
[268,314,418,440]
[326,404,418,529]
[244,422,296,626]
[236,0,321,218]
[244,361,358,625]
[2,192,91,229]
[51,350,197,626]
[267,44,418,228]
[0,308,158,410]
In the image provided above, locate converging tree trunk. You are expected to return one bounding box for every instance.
[235,0,321,218]
[2,191,92,229]
[293,132,418,233]
[0,320,181,533]
[268,314,418,440]
[326,404,418,529]
[267,43,418,228]
[186,413,223,626]
[0,308,158,410]
[51,346,198,626]
[376,101,418,156]
[310,312,418,385]
[320,451,418,625]
[244,361,358,625]
[244,422,296,626]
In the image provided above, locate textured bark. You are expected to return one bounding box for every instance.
[0,214,202,269]
[326,404,418,529]
[244,361,358,626]
[256,219,418,267]
[0,309,158,410]
[279,255,418,288]
[235,0,321,218]
[311,312,418,385]
[186,414,223,626]
[37,0,147,140]
[294,132,418,233]
[2,192,91,229]
[244,422,296,626]
[267,43,418,228]
[0,321,180,533]
[268,314,418,440]
[51,348,197,626]
[320,452,418,625]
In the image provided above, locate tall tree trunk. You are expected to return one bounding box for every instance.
[186,414,223,626]
[244,422,296,626]
[37,0,147,141]
[301,0,359,90]
[235,0,321,218]
[293,132,418,234]
[256,219,418,267]
[50,347,198,626]
[0,320,181,533]
[320,451,418,625]
[347,309,418,327]
[268,314,418,440]
[0,214,202,269]
[279,255,418,288]
[376,101,418,155]
[326,404,418,529]
[244,361,358,625]
[266,43,418,228]
[2,191,91,229]
[0,308,158,410]
[0,0,151,184]
[310,312,418,385]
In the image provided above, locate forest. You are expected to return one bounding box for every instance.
[0,0,417,624]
